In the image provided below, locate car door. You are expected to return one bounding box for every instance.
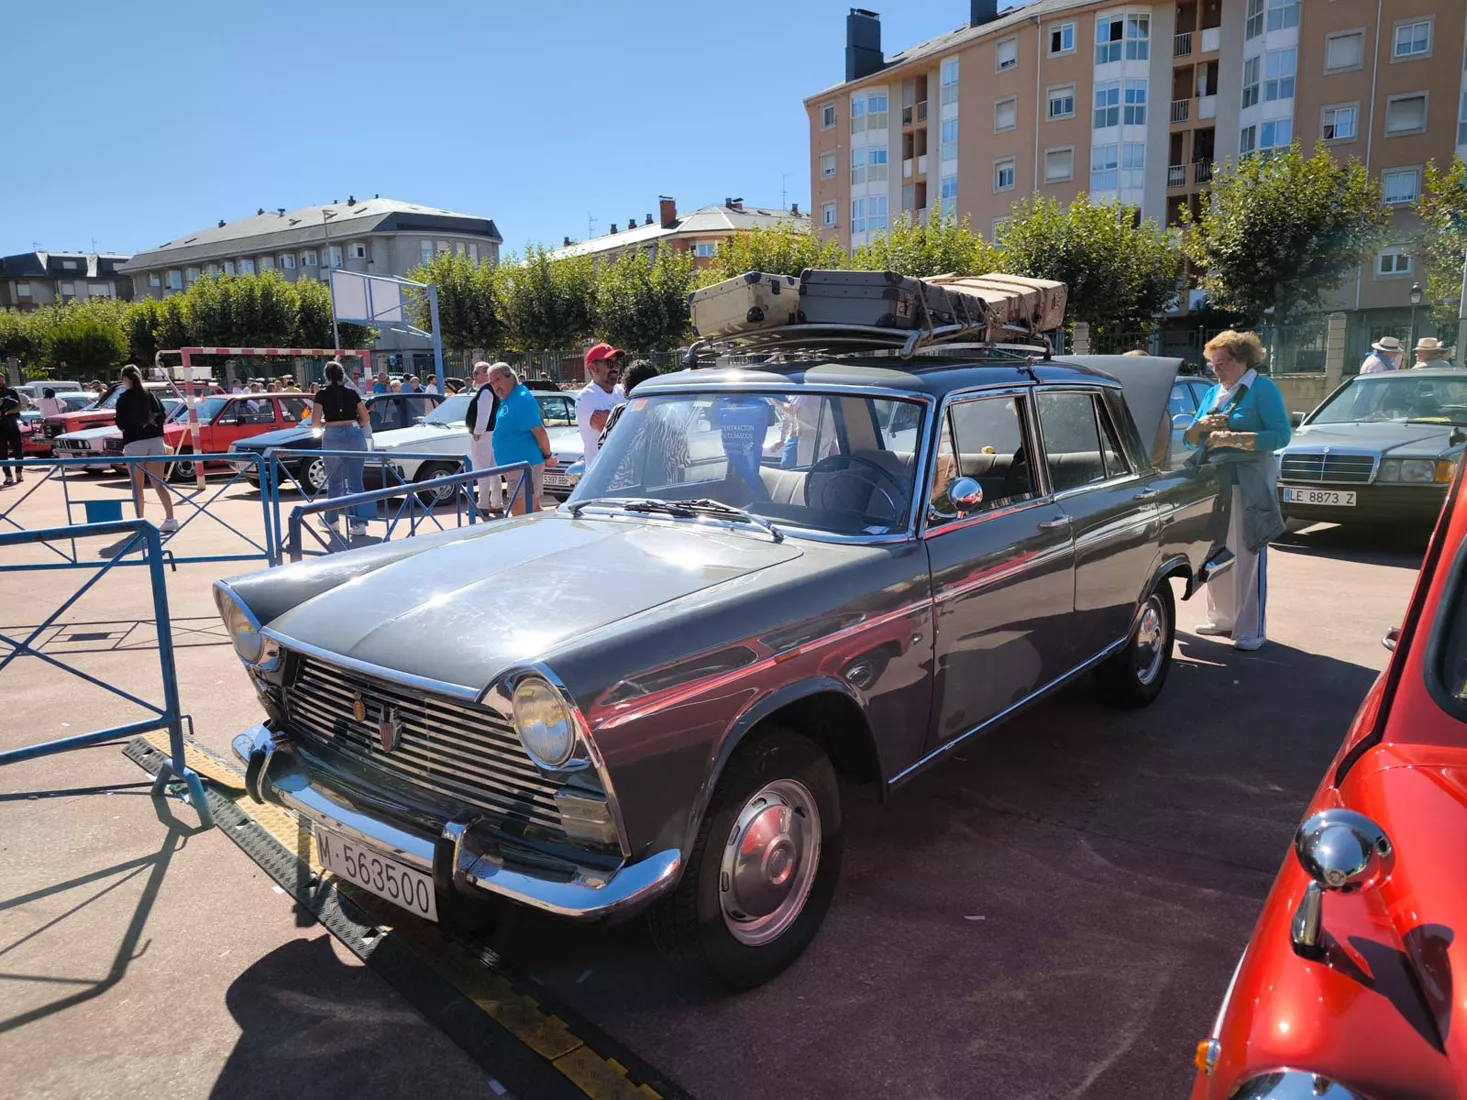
[1035,387,1161,661]
[214,398,273,451]
[923,388,1077,749]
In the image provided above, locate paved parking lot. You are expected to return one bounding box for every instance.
[0,470,1428,1099]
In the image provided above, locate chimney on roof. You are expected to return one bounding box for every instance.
[645,213,653,225]
[277,207,285,216]
[347,195,356,206]
[846,8,883,82]
[610,223,618,234]
[564,236,572,247]
[725,197,744,211]
[791,202,800,215]
[257,207,265,215]
[629,214,638,229]
[970,0,998,26]
[659,196,677,227]
[218,219,226,227]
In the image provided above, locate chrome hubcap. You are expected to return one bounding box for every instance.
[306,459,326,492]
[719,778,820,947]
[1133,595,1167,685]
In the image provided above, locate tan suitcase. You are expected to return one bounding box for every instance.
[688,272,801,339]
[930,273,1068,338]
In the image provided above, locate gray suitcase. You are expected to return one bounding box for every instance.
[688,272,801,339]
[797,269,951,330]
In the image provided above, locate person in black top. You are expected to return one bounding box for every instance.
[0,382,23,485]
[310,360,374,536]
[115,365,178,531]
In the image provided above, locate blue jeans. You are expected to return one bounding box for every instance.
[322,424,373,524]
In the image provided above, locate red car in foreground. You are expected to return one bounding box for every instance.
[1193,467,1467,1099]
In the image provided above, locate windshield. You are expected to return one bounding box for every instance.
[569,391,927,537]
[62,393,96,411]
[1312,375,1467,426]
[425,394,470,427]
[196,396,232,422]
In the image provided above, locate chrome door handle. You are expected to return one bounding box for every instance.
[1133,487,1161,500]
[1037,516,1072,529]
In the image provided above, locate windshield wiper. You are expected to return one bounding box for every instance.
[666,498,784,542]
[569,496,783,541]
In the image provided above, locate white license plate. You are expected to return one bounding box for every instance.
[1282,487,1356,507]
[316,829,438,921]
[543,473,575,488]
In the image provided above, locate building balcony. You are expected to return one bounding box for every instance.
[902,105,913,126]
[918,207,930,227]
[1171,99,1190,124]
[1195,158,1214,184]
[1198,94,1217,120]
[1174,32,1192,58]
[1200,26,1221,53]
[917,101,928,122]
[903,158,913,178]
[1168,164,1188,189]
[917,153,929,175]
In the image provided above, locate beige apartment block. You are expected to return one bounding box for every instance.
[807,0,1467,328]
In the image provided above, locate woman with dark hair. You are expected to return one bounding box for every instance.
[115,365,177,531]
[310,360,373,536]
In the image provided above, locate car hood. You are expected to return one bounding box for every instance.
[374,423,465,452]
[56,425,119,441]
[1289,422,1462,457]
[257,513,804,692]
[546,424,582,460]
[231,427,319,451]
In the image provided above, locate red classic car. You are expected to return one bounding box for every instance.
[101,393,312,481]
[42,381,220,441]
[1192,467,1467,1098]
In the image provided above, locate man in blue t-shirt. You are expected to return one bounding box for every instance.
[488,364,557,515]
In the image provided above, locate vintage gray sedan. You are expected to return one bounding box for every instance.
[1278,367,1467,527]
[219,353,1219,987]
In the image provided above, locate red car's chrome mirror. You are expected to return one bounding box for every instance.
[1290,809,1394,960]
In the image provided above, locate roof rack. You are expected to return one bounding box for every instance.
[680,319,1053,368]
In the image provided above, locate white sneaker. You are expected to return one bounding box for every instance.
[1194,623,1232,637]
[1233,637,1265,651]
[159,518,179,533]
[348,521,368,536]
[317,515,338,530]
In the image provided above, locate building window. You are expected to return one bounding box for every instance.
[436,240,450,255]
[941,118,959,161]
[420,240,434,266]
[1264,48,1296,102]
[1260,118,1292,150]
[166,271,182,291]
[1091,144,1120,191]
[1393,19,1432,60]
[821,151,837,179]
[15,282,31,298]
[822,201,838,228]
[59,281,76,301]
[821,101,837,128]
[1096,15,1123,64]
[469,243,479,263]
[1048,21,1075,56]
[1126,14,1149,60]
[1247,0,1298,40]
[852,198,867,235]
[1094,80,1120,128]
[1382,168,1421,205]
[851,95,865,133]
[1385,93,1428,135]
[867,92,889,129]
[1377,247,1413,276]
[1121,142,1146,189]
[61,260,78,270]
[940,174,958,218]
[259,256,274,271]
[1325,30,1365,72]
[205,263,218,277]
[1241,125,1256,155]
[87,283,110,297]
[1124,79,1147,125]
[222,260,236,276]
[996,37,1018,71]
[993,217,1012,239]
[1044,147,1075,182]
[1242,57,1260,109]
[995,96,1017,132]
[1322,104,1358,142]
[868,195,889,233]
[868,146,889,181]
[694,242,718,258]
[994,157,1016,192]
[239,258,255,275]
[327,246,344,269]
[1047,84,1076,120]
[940,58,960,106]
[301,251,318,267]
[281,254,296,270]
[148,272,161,288]
[185,266,201,283]
[851,147,866,184]
[349,242,368,260]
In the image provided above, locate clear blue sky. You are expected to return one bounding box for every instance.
[0,0,1019,259]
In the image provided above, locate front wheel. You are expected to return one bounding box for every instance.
[1095,583,1175,708]
[300,455,328,496]
[647,727,842,989]
[414,462,461,506]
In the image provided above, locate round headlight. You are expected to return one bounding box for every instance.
[512,677,576,769]
[1400,459,1436,483]
[214,584,265,665]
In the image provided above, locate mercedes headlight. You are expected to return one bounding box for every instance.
[213,583,278,670]
[1399,459,1437,483]
[511,676,577,769]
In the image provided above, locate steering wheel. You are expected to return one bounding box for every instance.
[804,454,909,525]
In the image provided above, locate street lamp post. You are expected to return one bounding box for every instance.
[1409,282,1424,361]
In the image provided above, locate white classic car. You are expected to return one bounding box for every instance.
[365,391,586,503]
[51,398,186,472]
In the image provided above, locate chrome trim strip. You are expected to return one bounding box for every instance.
[932,541,1073,603]
[889,636,1127,785]
[259,629,482,701]
[922,495,1053,539]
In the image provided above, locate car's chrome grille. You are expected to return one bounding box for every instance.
[1279,451,1377,485]
[283,656,568,840]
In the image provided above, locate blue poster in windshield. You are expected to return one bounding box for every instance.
[713,397,771,492]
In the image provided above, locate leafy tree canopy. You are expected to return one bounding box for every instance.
[1417,157,1467,328]
[594,246,695,352]
[42,315,128,374]
[851,215,996,278]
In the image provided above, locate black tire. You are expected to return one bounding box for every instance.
[1095,582,1175,708]
[413,462,460,506]
[647,727,842,990]
[300,456,328,496]
[168,449,195,483]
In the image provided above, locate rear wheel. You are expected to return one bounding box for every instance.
[1095,583,1175,708]
[168,448,195,483]
[300,456,328,496]
[647,727,842,989]
[414,462,461,506]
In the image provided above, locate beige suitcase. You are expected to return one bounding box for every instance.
[688,272,801,339]
[930,273,1068,338]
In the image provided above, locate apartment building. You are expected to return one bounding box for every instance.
[807,0,1467,330]
[547,197,809,268]
[0,252,133,310]
[119,197,502,363]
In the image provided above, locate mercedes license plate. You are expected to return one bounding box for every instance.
[316,829,438,921]
[1282,487,1356,507]
[543,472,574,488]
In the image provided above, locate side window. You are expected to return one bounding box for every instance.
[1168,383,1196,418]
[928,395,1036,525]
[374,400,404,432]
[1097,403,1131,478]
[280,397,310,422]
[1036,391,1106,492]
[216,400,242,425]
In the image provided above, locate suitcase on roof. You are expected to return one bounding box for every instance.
[929,274,1068,338]
[797,269,958,331]
[688,272,801,339]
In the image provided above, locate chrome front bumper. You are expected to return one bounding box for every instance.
[231,724,679,920]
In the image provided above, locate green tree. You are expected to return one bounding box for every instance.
[42,315,128,375]
[408,251,504,355]
[126,299,163,365]
[1185,142,1391,326]
[996,193,1181,330]
[595,247,696,352]
[495,247,595,351]
[155,295,193,354]
[1416,157,1467,328]
[850,215,996,277]
[0,309,43,367]
[699,223,846,284]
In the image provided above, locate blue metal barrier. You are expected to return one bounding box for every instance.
[285,462,531,562]
[0,453,272,572]
[0,520,212,828]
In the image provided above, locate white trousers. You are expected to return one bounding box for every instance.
[1205,485,1267,645]
[468,434,502,511]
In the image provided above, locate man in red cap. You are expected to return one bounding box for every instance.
[576,342,625,467]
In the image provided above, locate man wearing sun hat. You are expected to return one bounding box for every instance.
[1411,336,1455,369]
[576,342,626,468]
[1359,335,1404,374]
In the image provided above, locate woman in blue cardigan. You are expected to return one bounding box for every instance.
[1184,330,1292,650]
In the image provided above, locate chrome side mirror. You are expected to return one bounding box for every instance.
[1290,411,1306,428]
[1290,809,1393,959]
[948,477,984,514]
[1382,626,1400,652]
